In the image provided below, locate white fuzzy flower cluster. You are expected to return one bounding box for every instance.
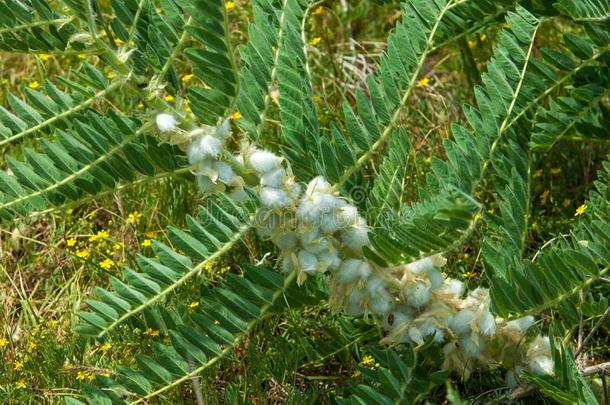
[239,145,301,208]
[156,114,246,196]
[155,113,555,387]
[256,176,369,285]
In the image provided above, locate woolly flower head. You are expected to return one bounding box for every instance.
[306,176,332,195]
[340,217,369,253]
[215,119,231,140]
[260,187,291,208]
[404,280,431,309]
[248,150,283,173]
[156,113,178,133]
[187,135,223,163]
[505,316,535,335]
[406,254,447,275]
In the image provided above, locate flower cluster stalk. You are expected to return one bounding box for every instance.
[157,114,555,383]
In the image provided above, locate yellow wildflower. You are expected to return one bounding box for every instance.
[100,343,112,352]
[137,102,144,109]
[574,204,587,216]
[142,239,153,248]
[143,328,160,337]
[16,379,27,389]
[463,271,477,280]
[479,34,487,41]
[115,38,125,46]
[66,238,77,247]
[145,230,156,238]
[155,6,163,14]
[540,189,550,205]
[99,259,115,270]
[550,167,561,175]
[28,81,40,89]
[14,360,24,370]
[359,355,379,369]
[0,338,9,348]
[308,37,322,46]
[112,242,124,251]
[77,54,86,59]
[128,211,142,224]
[416,77,430,88]
[76,371,90,381]
[107,71,117,80]
[89,230,110,242]
[75,248,90,258]
[204,261,215,271]
[533,169,542,178]
[182,73,194,82]
[27,341,37,351]
[188,301,200,309]
[185,101,192,113]
[48,319,59,328]
[66,208,74,215]
[226,1,236,10]
[467,39,477,48]
[313,6,324,15]
[220,266,230,274]
[164,94,175,102]
[38,53,51,61]
[231,111,242,120]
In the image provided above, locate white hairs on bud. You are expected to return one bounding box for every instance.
[306,176,332,195]
[341,219,369,253]
[338,205,360,226]
[427,269,444,289]
[216,119,231,139]
[156,113,178,133]
[448,310,474,335]
[369,292,392,316]
[505,316,535,335]
[298,250,318,273]
[260,168,286,188]
[248,150,283,173]
[528,356,554,375]
[260,187,291,208]
[407,257,435,274]
[337,259,362,284]
[317,250,342,271]
[357,261,373,280]
[213,161,235,184]
[272,231,299,251]
[302,234,331,255]
[188,135,223,162]
[477,312,496,336]
[281,254,295,274]
[421,322,445,344]
[440,279,465,299]
[196,175,215,192]
[459,333,484,358]
[405,280,431,308]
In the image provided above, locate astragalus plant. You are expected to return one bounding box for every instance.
[0,0,609,403]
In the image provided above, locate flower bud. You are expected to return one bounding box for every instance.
[248,150,283,173]
[405,280,431,309]
[156,113,178,133]
[260,187,290,208]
